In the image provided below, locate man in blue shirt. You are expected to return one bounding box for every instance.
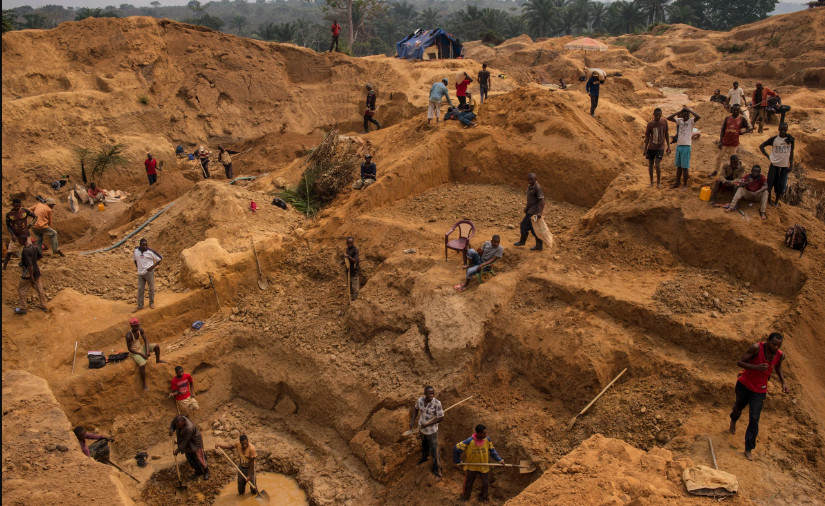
[586,71,604,117]
[353,154,377,190]
[428,78,453,125]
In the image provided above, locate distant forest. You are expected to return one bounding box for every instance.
[2,0,782,56]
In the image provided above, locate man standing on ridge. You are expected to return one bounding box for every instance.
[725,81,746,112]
[759,123,795,207]
[410,386,445,479]
[456,72,473,106]
[363,83,382,133]
[666,107,700,191]
[730,332,789,461]
[477,64,491,103]
[514,173,545,251]
[145,153,159,185]
[428,78,453,125]
[330,20,341,52]
[644,108,670,189]
[218,146,241,180]
[586,70,604,117]
[133,238,162,312]
[751,81,777,134]
[711,104,752,177]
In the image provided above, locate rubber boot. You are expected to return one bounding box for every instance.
[531,238,543,251]
[514,234,527,246]
[376,121,382,130]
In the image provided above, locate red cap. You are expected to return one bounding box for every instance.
[129,318,140,326]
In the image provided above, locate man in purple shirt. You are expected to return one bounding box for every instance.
[74,426,114,457]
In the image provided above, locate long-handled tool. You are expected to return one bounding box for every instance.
[251,239,268,290]
[71,341,78,376]
[172,440,188,499]
[458,460,536,474]
[345,257,351,305]
[567,368,627,430]
[708,436,718,470]
[208,273,221,309]
[105,458,141,483]
[217,448,270,505]
[403,395,474,436]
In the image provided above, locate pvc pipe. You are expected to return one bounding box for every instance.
[229,176,258,185]
[80,202,176,255]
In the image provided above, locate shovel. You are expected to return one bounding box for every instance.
[104,458,141,483]
[217,448,270,504]
[403,395,474,436]
[251,239,268,290]
[458,460,536,474]
[345,257,351,305]
[172,440,188,499]
[566,368,627,430]
[208,273,221,308]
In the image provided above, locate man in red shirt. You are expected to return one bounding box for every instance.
[144,153,158,185]
[330,20,341,52]
[729,332,788,461]
[455,72,473,106]
[710,104,752,177]
[169,366,200,417]
[87,182,106,206]
[751,82,777,134]
[725,164,769,219]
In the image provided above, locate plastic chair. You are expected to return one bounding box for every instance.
[445,220,475,265]
[474,257,498,284]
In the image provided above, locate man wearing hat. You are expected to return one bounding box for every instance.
[145,153,159,185]
[218,146,241,180]
[364,83,382,134]
[428,78,454,125]
[28,198,64,257]
[353,154,377,190]
[125,317,166,391]
[197,146,211,179]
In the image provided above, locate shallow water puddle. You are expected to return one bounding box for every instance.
[212,473,308,506]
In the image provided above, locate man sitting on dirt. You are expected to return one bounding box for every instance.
[3,198,35,271]
[644,108,670,189]
[454,235,503,292]
[750,81,777,134]
[458,91,479,129]
[730,333,788,461]
[169,366,199,417]
[709,155,745,205]
[87,182,106,206]
[759,123,795,207]
[341,237,360,301]
[710,89,726,104]
[428,78,453,125]
[218,146,241,180]
[558,78,567,90]
[73,426,114,457]
[711,104,752,177]
[176,145,185,158]
[666,107,700,191]
[410,386,444,479]
[725,165,769,220]
[514,173,545,251]
[126,317,166,391]
[133,238,162,312]
[216,435,258,494]
[453,424,504,502]
[14,234,49,315]
[28,198,64,257]
[353,154,376,190]
[170,414,210,480]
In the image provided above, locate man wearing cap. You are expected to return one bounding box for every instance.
[428,78,454,125]
[133,238,162,312]
[353,154,377,190]
[28,198,64,257]
[197,146,211,179]
[364,83,382,134]
[145,153,158,185]
[126,317,166,391]
[218,146,241,180]
[751,82,777,134]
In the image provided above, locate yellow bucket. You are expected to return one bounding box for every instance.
[98,203,105,211]
[699,186,711,201]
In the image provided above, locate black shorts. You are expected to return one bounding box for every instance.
[646,149,664,160]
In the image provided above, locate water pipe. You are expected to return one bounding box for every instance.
[80,202,176,255]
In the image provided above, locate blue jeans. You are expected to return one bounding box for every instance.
[32,227,59,253]
[459,111,476,126]
[465,249,482,278]
[730,382,766,451]
[148,173,157,185]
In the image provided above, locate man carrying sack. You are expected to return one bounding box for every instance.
[169,366,199,417]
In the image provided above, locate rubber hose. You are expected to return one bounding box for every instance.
[229,176,257,185]
[80,202,176,255]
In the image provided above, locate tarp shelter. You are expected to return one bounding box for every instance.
[397,29,463,60]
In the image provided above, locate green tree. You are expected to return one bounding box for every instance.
[229,14,248,35]
[702,0,777,31]
[257,21,295,41]
[590,1,607,32]
[558,6,583,35]
[480,7,507,33]
[2,9,16,32]
[607,0,646,34]
[320,0,387,47]
[418,6,441,28]
[504,14,526,38]
[666,2,696,24]
[150,1,161,7]
[523,0,556,38]
[187,0,204,12]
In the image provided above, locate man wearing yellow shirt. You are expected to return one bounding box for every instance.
[453,424,503,502]
[216,435,258,494]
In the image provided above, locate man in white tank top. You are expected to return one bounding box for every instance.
[759,123,795,207]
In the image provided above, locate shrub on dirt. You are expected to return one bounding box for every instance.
[138,94,149,105]
[73,143,129,181]
[784,163,808,207]
[717,42,747,54]
[615,36,645,53]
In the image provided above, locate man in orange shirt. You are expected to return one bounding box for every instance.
[751,82,777,134]
[28,199,64,257]
[330,20,341,52]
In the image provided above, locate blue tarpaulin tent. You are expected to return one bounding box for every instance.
[396,29,463,60]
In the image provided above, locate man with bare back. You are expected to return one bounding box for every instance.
[126,317,166,390]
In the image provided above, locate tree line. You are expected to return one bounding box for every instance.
[3,0,779,57]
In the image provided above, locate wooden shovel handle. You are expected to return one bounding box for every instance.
[578,368,627,416]
[217,448,258,492]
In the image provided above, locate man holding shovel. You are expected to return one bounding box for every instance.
[410,386,444,478]
[453,424,504,502]
[216,435,258,494]
[341,237,360,301]
[169,414,210,480]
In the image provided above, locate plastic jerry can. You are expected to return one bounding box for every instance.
[98,203,105,211]
[699,186,711,201]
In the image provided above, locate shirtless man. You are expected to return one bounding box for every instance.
[730,332,789,461]
[126,317,166,390]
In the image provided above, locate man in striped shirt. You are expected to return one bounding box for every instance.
[410,386,445,478]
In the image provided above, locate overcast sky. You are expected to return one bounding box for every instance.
[3,0,810,10]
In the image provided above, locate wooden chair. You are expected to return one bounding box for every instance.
[445,220,475,265]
